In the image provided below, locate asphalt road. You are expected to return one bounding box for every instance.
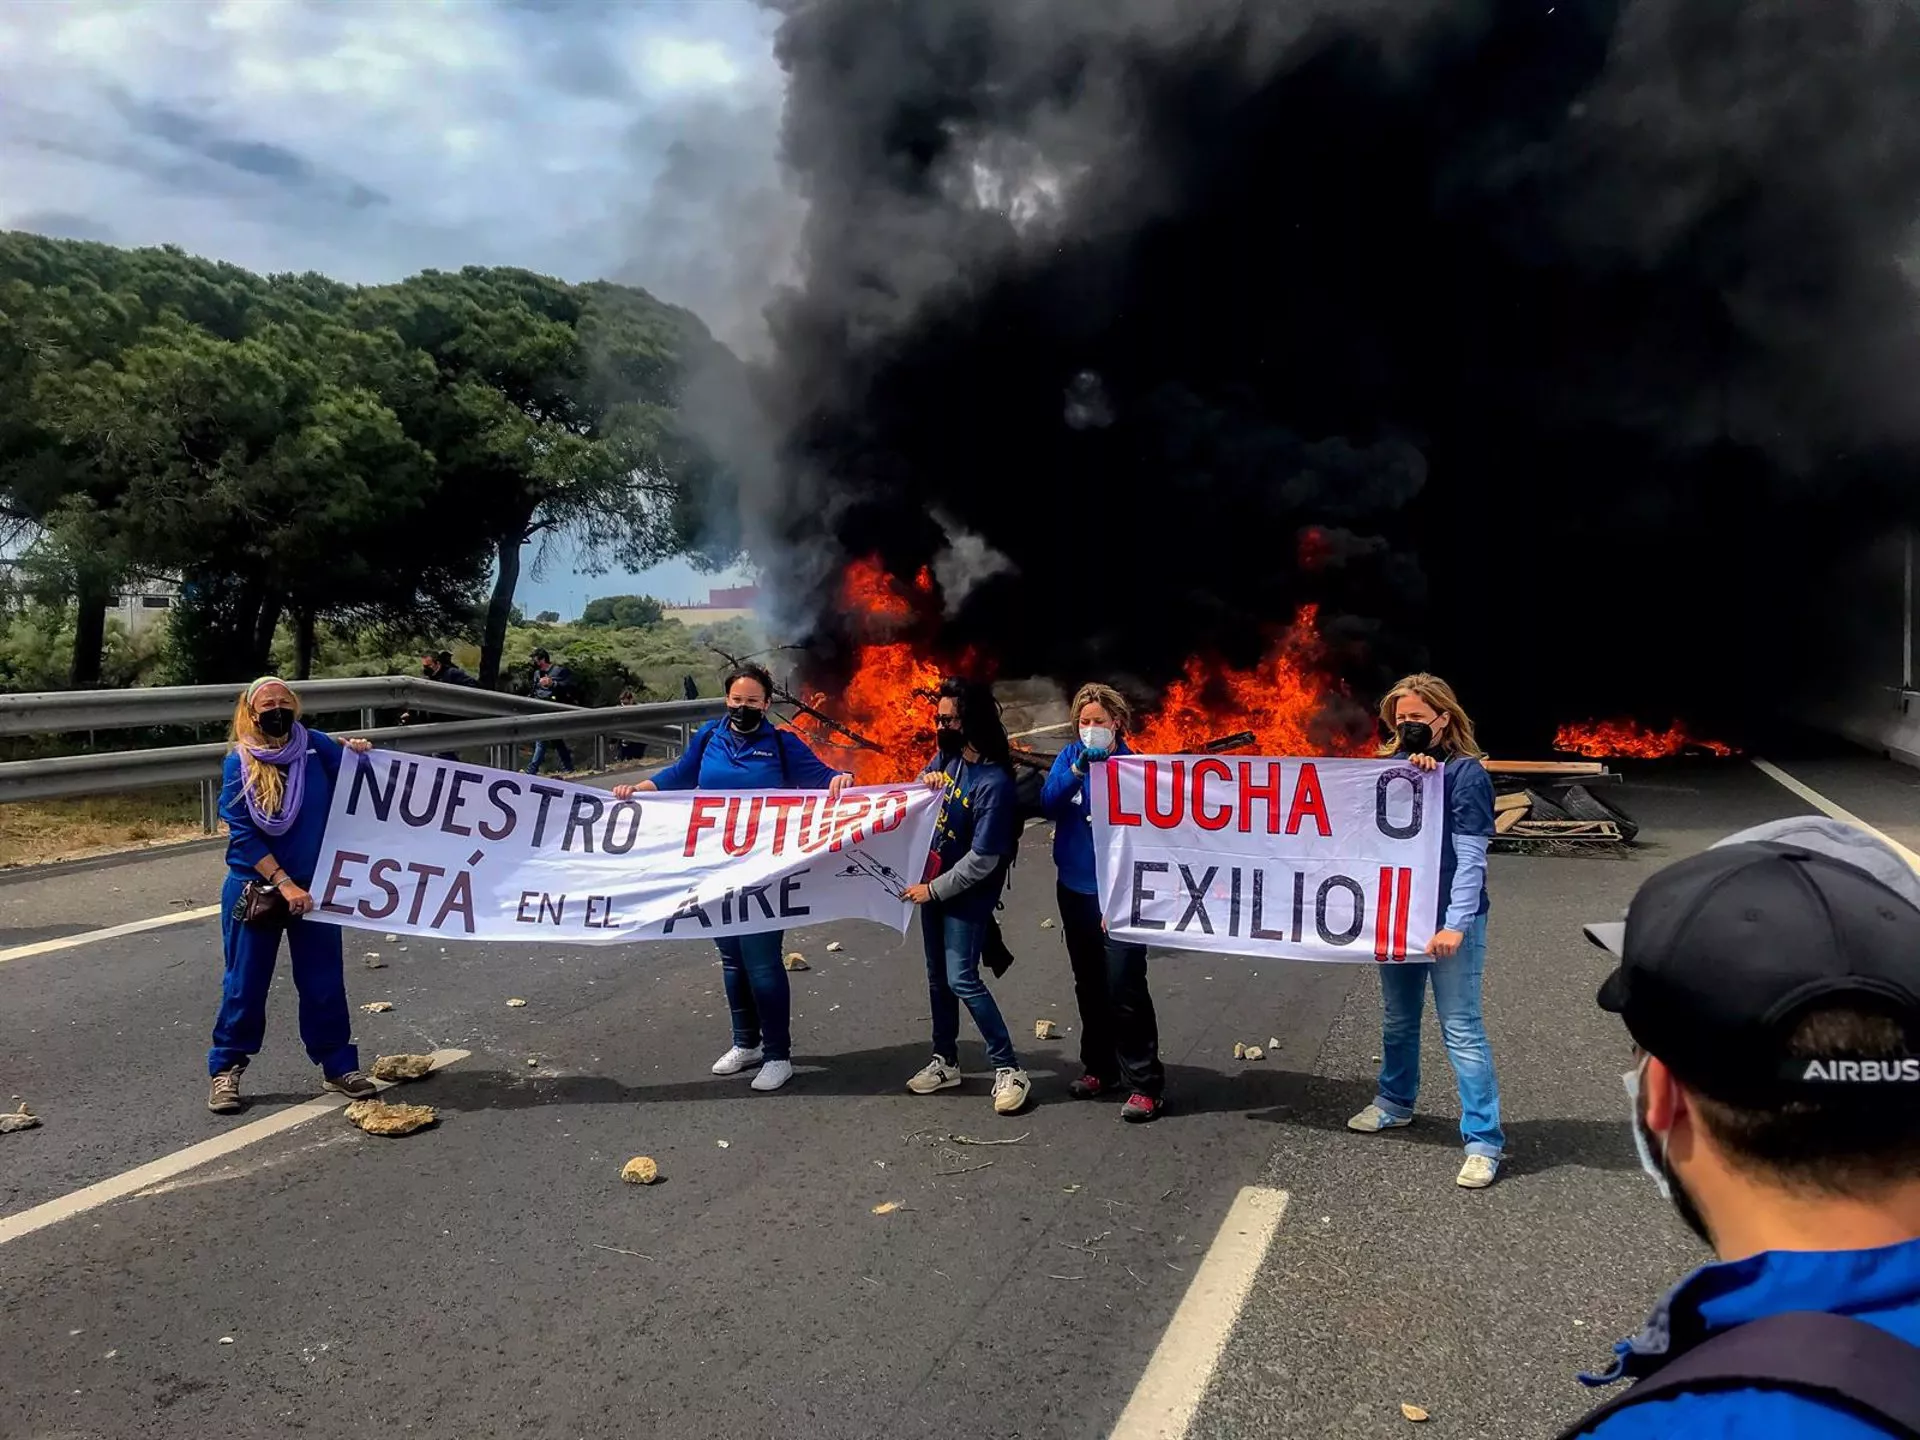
[1,745,1912,1440]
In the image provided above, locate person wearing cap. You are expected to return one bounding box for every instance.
[1566,816,1920,1438]
[1346,673,1506,1189]
[206,679,378,1114]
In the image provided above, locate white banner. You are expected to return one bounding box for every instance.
[1090,754,1446,963]
[308,751,941,944]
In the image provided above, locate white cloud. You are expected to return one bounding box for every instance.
[0,0,791,338]
[643,35,742,90]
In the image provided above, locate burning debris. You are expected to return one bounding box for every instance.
[1554,720,1737,760]
[746,0,1920,742]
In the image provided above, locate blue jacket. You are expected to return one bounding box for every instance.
[1581,1236,1920,1437]
[1041,738,1132,896]
[1437,754,1494,930]
[649,720,841,792]
[221,729,347,887]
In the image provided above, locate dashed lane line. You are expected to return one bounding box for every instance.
[1751,758,1920,870]
[0,1048,470,1247]
[0,904,223,966]
[1107,1185,1292,1440]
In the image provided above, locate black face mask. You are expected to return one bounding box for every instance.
[936,729,966,757]
[1396,720,1435,755]
[257,707,296,740]
[726,705,764,733]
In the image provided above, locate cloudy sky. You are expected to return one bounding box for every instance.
[0,0,788,615]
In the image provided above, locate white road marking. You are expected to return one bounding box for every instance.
[1751,759,1920,870]
[0,1048,469,1247]
[0,904,223,966]
[1108,1185,1292,1440]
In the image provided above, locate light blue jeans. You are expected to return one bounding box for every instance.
[1373,912,1504,1158]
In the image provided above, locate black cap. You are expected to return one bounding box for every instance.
[1587,818,1920,1105]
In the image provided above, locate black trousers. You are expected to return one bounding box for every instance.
[1056,883,1165,1097]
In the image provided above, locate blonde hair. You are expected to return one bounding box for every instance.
[229,678,303,819]
[1071,682,1132,734]
[1377,672,1484,759]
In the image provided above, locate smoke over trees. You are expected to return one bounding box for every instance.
[746,0,1920,741]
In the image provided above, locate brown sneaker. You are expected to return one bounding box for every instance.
[208,1066,243,1114]
[324,1070,377,1100]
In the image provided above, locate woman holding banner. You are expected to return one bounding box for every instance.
[207,679,377,1115]
[1346,673,1505,1189]
[1041,682,1165,1121]
[612,663,852,1093]
[901,678,1030,1116]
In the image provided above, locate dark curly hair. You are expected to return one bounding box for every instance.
[723,663,776,702]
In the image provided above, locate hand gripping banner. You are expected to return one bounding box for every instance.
[308,751,941,944]
[1089,754,1446,962]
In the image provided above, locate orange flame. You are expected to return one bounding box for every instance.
[1131,605,1366,757]
[788,557,942,783]
[793,560,1364,783]
[1554,719,1736,758]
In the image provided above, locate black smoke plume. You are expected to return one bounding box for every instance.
[751,0,1920,745]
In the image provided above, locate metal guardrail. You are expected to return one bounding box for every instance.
[0,696,729,807]
[0,675,570,735]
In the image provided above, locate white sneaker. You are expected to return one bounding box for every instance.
[712,1045,764,1076]
[992,1067,1031,1115]
[906,1056,962,1094]
[1346,1103,1412,1133]
[1457,1154,1500,1189]
[751,1059,794,1092]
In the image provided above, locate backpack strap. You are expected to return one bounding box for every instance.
[1559,1312,1920,1439]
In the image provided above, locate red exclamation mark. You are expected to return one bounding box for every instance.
[1374,866,1392,961]
[1393,867,1413,959]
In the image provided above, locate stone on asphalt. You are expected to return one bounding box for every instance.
[621,1156,661,1185]
[344,1099,437,1136]
[371,1054,434,1082]
[1,1103,40,1134]
[506,998,528,1007]
[1401,1403,1430,1422]
[1034,1019,1059,1039]
[783,952,809,970]
[360,1001,393,1013]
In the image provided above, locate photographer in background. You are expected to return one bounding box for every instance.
[524,647,577,775]
[1566,817,1920,1438]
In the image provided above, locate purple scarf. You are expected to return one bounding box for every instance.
[240,722,310,836]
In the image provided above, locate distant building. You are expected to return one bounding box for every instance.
[706,584,759,609]
[663,582,762,625]
[108,577,181,637]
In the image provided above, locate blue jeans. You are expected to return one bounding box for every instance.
[526,739,574,774]
[921,903,1017,1069]
[716,930,791,1062]
[209,874,358,1077]
[1374,913,1504,1158]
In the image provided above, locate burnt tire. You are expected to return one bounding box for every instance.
[1524,789,1571,822]
[1554,784,1640,842]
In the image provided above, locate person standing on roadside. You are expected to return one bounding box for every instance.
[1042,682,1165,1121]
[611,663,851,1093]
[414,650,477,762]
[1562,816,1920,1437]
[1346,672,1505,1189]
[901,677,1031,1117]
[207,678,377,1114]
[525,647,577,775]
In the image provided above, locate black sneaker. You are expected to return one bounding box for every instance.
[324,1070,378,1100]
[208,1066,243,1114]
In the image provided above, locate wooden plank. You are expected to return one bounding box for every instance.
[1485,760,1607,776]
[1493,791,1531,814]
[1494,806,1527,834]
[1508,819,1621,839]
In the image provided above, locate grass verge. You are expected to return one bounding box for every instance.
[0,786,206,869]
